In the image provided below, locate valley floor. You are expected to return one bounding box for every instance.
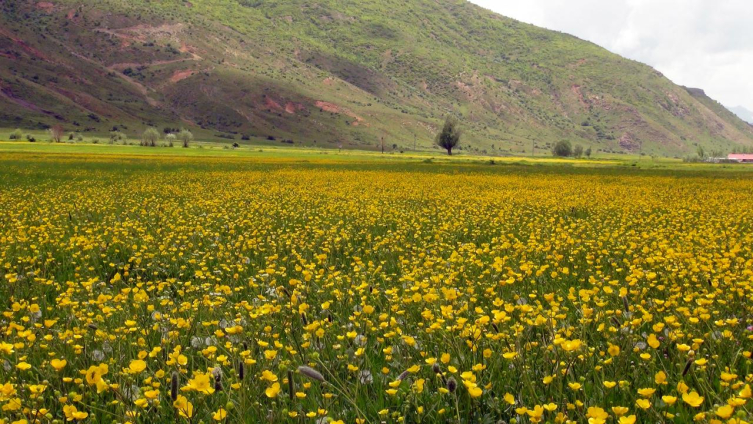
[0,150,751,423]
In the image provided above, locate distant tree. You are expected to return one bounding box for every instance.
[696,146,706,159]
[141,127,160,147]
[178,129,193,148]
[573,144,584,158]
[26,134,36,142]
[552,140,572,157]
[9,129,22,140]
[165,133,177,147]
[585,147,592,158]
[49,125,64,143]
[435,116,461,156]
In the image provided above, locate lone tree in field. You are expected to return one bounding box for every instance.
[436,116,461,156]
[49,125,64,143]
[178,129,193,148]
[573,144,584,158]
[552,140,573,157]
[142,127,160,147]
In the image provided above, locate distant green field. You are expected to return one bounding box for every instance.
[1,139,751,173]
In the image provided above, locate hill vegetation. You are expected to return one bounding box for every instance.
[1,0,752,156]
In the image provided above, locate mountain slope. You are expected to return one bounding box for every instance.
[1,0,752,156]
[728,105,753,124]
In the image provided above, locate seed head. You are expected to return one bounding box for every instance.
[447,377,457,393]
[170,372,179,401]
[238,362,245,381]
[297,366,326,383]
[213,367,223,392]
[288,370,294,400]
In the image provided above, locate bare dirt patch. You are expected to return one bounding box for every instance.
[170,70,195,83]
[0,28,51,61]
[315,100,364,125]
[36,2,55,12]
[265,97,284,112]
[285,102,305,114]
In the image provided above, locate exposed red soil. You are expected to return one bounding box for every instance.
[315,100,364,125]
[265,97,284,111]
[285,101,305,114]
[36,2,55,12]
[170,69,195,83]
[571,84,589,108]
[0,28,51,62]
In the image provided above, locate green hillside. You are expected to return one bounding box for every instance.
[1,0,752,156]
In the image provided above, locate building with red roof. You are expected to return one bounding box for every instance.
[728,154,753,163]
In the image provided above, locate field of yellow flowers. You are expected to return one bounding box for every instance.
[0,153,752,424]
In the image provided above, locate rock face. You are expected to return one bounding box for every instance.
[1,0,752,155]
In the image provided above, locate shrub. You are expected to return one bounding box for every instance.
[9,129,22,140]
[552,140,572,157]
[26,134,36,142]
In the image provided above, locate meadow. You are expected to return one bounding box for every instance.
[0,150,752,424]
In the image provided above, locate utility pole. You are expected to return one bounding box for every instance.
[381,136,384,154]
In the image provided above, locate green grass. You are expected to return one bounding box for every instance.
[2,139,753,173]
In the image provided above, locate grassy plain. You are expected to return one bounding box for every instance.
[0,148,752,423]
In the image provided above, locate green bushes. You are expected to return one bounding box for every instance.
[552,140,572,157]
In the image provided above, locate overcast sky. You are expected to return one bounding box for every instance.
[470,0,753,114]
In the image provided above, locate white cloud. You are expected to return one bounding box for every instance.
[470,0,753,112]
